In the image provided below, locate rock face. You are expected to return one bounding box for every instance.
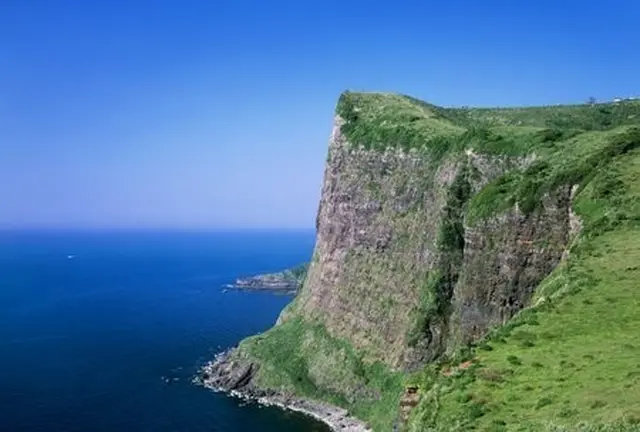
[288,116,445,368]
[450,187,572,346]
[201,351,258,391]
[200,351,374,432]
[282,115,574,369]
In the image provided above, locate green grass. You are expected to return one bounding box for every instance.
[407,148,640,431]
[336,91,465,154]
[443,101,640,130]
[408,165,471,348]
[405,93,640,130]
[408,270,444,347]
[238,316,404,431]
[466,126,640,224]
[283,262,309,284]
[336,91,640,160]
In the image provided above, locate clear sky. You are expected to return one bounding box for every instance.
[1,0,639,230]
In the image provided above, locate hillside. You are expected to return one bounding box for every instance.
[202,92,640,431]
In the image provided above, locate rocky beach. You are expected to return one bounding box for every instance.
[197,350,372,432]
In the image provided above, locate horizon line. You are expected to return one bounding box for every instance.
[0,227,316,233]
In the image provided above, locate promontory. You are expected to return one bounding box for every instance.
[202,91,640,431]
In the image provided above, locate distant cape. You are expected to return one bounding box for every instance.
[225,263,308,294]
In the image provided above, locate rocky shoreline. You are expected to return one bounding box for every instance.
[196,350,371,432]
[224,263,308,294]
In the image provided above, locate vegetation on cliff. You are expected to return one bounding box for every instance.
[238,317,404,431]
[406,145,640,431]
[216,92,640,431]
[408,164,471,350]
[466,126,640,223]
[336,91,640,159]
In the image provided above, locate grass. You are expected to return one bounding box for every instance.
[336,91,640,160]
[407,271,441,347]
[283,262,309,285]
[401,93,640,130]
[238,316,404,431]
[407,148,640,431]
[336,92,465,154]
[465,126,640,224]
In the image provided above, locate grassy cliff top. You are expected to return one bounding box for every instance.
[336,91,640,157]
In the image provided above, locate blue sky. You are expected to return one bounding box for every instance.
[1,0,639,229]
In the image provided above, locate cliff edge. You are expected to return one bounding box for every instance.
[202,92,640,431]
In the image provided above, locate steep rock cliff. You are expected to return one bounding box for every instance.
[450,185,572,347]
[203,92,640,431]
[282,99,586,370]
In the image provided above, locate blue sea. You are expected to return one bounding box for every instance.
[0,230,329,432]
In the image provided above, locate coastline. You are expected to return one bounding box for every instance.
[223,284,297,295]
[196,351,371,432]
[224,263,308,295]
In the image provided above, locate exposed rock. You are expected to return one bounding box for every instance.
[226,263,308,294]
[449,185,573,347]
[288,115,568,369]
[199,350,372,432]
[200,350,257,391]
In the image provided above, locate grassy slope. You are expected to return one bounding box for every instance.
[239,92,640,431]
[336,91,640,159]
[238,317,404,431]
[408,148,640,431]
[335,92,466,154]
[286,262,309,280]
[466,126,640,223]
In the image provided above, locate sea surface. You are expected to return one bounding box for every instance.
[0,230,329,432]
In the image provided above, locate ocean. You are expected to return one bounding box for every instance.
[0,230,329,432]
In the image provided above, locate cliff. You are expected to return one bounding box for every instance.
[202,92,640,431]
